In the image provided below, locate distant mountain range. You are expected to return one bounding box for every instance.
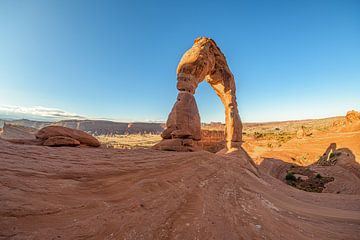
[0,115,347,137]
[0,119,165,135]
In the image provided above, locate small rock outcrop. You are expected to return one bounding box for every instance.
[296,126,305,139]
[345,110,360,124]
[332,110,360,131]
[0,123,37,140]
[153,37,242,152]
[317,143,338,166]
[43,136,81,147]
[36,126,100,147]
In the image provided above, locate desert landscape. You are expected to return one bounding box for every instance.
[0,36,359,240]
[1,1,360,239]
[0,111,360,239]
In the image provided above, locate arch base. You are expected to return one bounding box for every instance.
[152,138,201,152]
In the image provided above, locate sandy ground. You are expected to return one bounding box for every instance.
[97,134,161,149]
[0,139,359,240]
[243,130,360,165]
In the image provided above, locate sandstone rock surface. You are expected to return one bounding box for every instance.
[43,136,81,147]
[154,37,242,152]
[317,143,337,166]
[346,110,360,124]
[160,91,201,141]
[199,129,226,153]
[1,140,360,239]
[36,126,100,147]
[0,123,36,140]
[332,110,360,132]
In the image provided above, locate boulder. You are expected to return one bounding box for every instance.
[36,126,100,147]
[164,91,201,141]
[43,136,81,147]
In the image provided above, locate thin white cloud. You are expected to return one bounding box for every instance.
[0,105,86,120]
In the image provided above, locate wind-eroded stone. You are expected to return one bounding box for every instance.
[154,37,243,152]
[43,136,81,147]
[346,110,360,124]
[36,126,100,147]
[161,91,201,141]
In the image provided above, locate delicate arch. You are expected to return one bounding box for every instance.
[154,37,242,152]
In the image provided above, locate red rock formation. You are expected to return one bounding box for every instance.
[199,129,226,153]
[160,92,201,141]
[36,126,100,147]
[43,136,81,147]
[154,37,242,152]
[332,110,360,132]
[346,110,360,124]
[317,143,337,166]
[0,123,37,140]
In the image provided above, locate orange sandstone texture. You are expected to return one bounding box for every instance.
[43,136,81,147]
[1,139,359,239]
[332,110,360,132]
[346,110,360,124]
[154,37,242,151]
[36,126,100,147]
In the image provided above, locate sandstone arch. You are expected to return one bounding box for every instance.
[154,37,242,152]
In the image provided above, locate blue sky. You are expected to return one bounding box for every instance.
[0,0,359,122]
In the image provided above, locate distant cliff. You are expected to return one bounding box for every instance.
[0,119,165,135]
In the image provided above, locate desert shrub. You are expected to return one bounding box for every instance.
[254,132,263,139]
[285,172,296,181]
[315,173,322,179]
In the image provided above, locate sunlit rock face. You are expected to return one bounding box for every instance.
[154,37,242,152]
[346,110,360,124]
[36,126,100,147]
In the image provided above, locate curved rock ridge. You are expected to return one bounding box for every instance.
[154,37,242,152]
[1,142,359,239]
[36,126,100,147]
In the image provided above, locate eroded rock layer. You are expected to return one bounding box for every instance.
[36,126,100,147]
[154,37,242,152]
